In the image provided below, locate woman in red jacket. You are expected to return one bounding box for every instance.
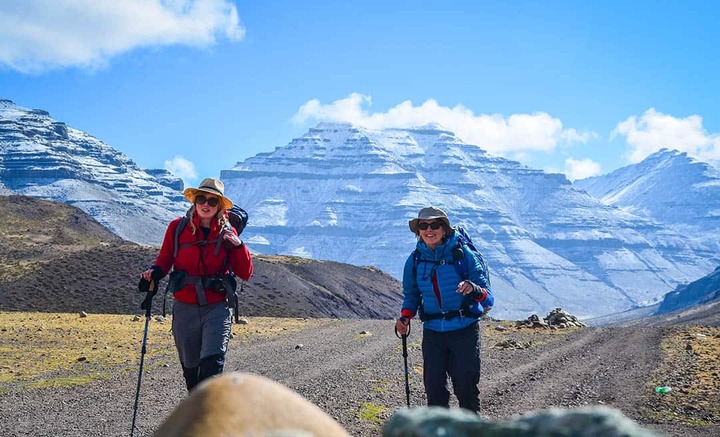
[141,178,253,391]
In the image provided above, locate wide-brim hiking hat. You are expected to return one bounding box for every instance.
[183,178,234,210]
[409,206,452,234]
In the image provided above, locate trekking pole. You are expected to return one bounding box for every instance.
[395,319,412,408]
[131,273,160,437]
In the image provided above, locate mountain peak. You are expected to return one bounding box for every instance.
[646,148,689,162]
[409,121,449,131]
[575,148,720,235]
[314,121,355,130]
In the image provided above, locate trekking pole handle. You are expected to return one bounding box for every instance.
[394,317,411,339]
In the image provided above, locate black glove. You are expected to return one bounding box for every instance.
[138,268,162,311]
[138,267,163,292]
[138,278,158,293]
[465,281,487,300]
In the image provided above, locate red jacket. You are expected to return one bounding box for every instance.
[153,213,253,304]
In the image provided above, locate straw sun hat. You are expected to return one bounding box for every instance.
[183,178,234,210]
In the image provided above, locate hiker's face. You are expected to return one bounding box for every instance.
[195,194,220,219]
[419,220,445,249]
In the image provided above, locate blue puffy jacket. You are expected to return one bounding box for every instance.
[401,232,494,332]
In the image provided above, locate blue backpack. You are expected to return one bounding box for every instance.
[453,227,491,285]
[413,226,491,286]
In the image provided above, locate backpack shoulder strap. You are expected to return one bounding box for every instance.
[412,249,422,276]
[452,241,469,280]
[172,216,190,258]
[214,226,232,256]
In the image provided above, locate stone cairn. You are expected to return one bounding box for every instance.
[516,308,586,329]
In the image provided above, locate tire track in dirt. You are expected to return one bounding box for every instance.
[482,326,667,422]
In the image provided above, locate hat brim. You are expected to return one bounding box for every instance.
[409,216,451,234]
[183,188,234,210]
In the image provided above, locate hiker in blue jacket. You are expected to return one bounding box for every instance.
[395,206,494,413]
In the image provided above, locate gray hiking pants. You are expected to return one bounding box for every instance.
[422,321,481,413]
[172,301,231,368]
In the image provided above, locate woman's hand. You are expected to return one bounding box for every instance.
[395,317,410,336]
[223,231,243,247]
[456,280,476,295]
[141,268,154,281]
[457,280,487,301]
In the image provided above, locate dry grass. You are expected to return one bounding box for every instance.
[0,311,333,390]
[645,326,720,425]
[0,314,564,392]
[256,254,315,265]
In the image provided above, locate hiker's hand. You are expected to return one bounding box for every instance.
[140,266,163,281]
[141,268,154,281]
[223,232,243,247]
[456,280,475,295]
[395,317,410,336]
[458,281,488,301]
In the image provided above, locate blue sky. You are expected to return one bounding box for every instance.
[2,0,719,185]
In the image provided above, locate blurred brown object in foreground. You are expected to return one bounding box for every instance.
[154,372,350,437]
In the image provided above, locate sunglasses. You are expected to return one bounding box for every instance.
[195,194,220,207]
[418,221,443,231]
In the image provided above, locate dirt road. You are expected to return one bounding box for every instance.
[1,318,718,437]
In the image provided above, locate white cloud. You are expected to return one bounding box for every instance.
[561,128,597,144]
[293,93,595,156]
[612,108,720,163]
[164,155,197,184]
[0,0,244,73]
[564,158,602,181]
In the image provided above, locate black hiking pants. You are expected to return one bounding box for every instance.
[422,321,481,413]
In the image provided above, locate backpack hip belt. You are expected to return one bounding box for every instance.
[420,307,483,322]
[166,270,237,308]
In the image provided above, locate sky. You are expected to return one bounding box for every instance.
[1,0,719,186]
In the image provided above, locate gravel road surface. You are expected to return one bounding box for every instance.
[1,318,717,437]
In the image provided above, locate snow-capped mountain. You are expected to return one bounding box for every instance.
[575,149,720,248]
[4,97,717,321]
[0,99,186,245]
[221,123,719,320]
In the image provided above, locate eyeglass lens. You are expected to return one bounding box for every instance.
[195,195,219,207]
[418,221,442,230]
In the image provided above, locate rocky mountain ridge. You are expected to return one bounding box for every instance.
[658,265,720,314]
[576,148,720,247]
[0,99,186,245]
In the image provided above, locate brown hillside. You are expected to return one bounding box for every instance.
[0,195,125,253]
[0,196,402,318]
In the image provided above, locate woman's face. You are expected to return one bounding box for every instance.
[195,193,220,221]
[418,219,445,249]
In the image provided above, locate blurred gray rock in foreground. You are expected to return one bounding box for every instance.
[383,405,661,437]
